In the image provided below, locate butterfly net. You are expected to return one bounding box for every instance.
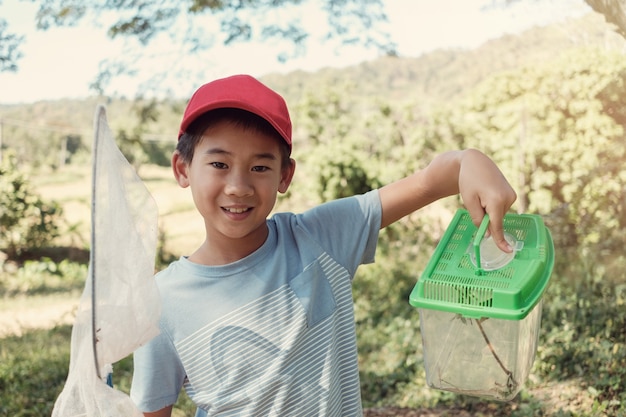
[52,105,161,417]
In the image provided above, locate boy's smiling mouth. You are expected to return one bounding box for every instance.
[223,207,251,214]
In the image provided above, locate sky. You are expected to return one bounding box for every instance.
[0,0,592,104]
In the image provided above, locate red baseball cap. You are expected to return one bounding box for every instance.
[178,74,292,150]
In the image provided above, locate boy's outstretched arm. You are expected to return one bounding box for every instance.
[378,149,517,252]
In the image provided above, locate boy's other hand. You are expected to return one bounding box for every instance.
[143,405,173,417]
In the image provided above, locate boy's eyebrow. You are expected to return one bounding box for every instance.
[204,147,277,160]
[255,152,278,160]
[204,147,230,156]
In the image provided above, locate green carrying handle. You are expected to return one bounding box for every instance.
[473,214,490,276]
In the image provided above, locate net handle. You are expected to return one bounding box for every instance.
[473,214,490,276]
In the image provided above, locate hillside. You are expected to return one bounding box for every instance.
[0,11,624,154]
[261,12,625,106]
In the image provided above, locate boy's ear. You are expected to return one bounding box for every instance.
[172,151,190,188]
[278,158,296,194]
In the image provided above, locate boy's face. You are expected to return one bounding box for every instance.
[173,120,295,252]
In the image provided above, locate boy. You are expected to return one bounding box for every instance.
[130,74,516,417]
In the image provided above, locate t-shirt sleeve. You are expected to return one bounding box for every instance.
[294,189,382,275]
[130,326,186,412]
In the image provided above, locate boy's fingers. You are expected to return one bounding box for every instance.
[465,200,513,253]
[465,197,489,231]
[488,215,513,253]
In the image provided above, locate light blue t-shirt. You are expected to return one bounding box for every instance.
[131,190,382,416]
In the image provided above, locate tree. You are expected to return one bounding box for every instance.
[492,0,626,40]
[584,0,626,37]
[3,0,625,81]
[0,0,396,94]
[0,18,22,72]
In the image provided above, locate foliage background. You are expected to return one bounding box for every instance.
[1,10,626,417]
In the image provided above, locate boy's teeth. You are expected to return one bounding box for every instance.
[226,207,248,213]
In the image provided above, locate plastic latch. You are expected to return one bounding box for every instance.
[473,215,490,276]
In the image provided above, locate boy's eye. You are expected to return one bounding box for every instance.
[210,162,228,169]
[252,166,269,172]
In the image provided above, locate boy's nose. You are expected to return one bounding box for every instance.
[224,173,253,197]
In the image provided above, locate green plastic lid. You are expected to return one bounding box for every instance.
[409,209,554,320]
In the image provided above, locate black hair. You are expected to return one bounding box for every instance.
[176,108,291,167]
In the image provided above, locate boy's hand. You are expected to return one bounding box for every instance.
[458,149,517,252]
[378,149,516,243]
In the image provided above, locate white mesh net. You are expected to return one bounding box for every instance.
[52,105,161,417]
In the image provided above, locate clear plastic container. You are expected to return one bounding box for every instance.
[419,301,542,401]
[409,210,554,400]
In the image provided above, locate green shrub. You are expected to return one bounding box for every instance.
[0,258,87,297]
[536,249,626,414]
[0,152,61,258]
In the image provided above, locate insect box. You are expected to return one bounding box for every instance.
[409,209,554,401]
